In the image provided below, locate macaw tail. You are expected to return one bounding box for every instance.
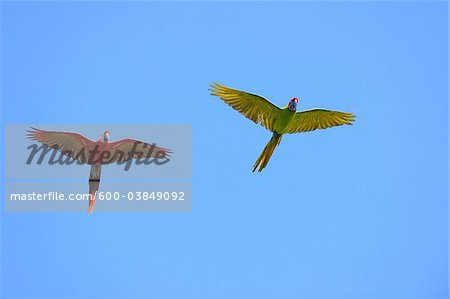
[88,165,102,215]
[253,132,282,172]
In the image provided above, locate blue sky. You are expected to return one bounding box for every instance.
[1,1,448,298]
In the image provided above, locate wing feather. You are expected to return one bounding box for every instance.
[284,109,355,134]
[107,139,172,163]
[27,127,95,162]
[210,82,280,131]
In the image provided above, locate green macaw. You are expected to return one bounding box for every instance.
[210,82,355,172]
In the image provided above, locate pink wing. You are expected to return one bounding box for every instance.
[107,138,172,163]
[27,127,95,163]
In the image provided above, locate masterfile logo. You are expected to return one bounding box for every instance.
[4,124,192,213]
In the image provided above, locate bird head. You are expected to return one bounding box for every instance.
[288,97,299,111]
[102,131,110,142]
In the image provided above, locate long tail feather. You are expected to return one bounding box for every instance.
[88,165,102,215]
[253,133,282,172]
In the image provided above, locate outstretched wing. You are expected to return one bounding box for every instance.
[27,127,95,162]
[107,139,172,163]
[210,82,280,131]
[284,109,355,134]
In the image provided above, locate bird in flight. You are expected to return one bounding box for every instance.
[210,82,355,172]
[27,128,172,214]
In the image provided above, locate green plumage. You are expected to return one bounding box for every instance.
[210,82,355,171]
[273,106,296,134]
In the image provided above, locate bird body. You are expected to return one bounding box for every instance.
[27,128,171,214]
[273,106,296,134]
[210,82,355,172]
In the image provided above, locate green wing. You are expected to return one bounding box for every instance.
[284,109,355,134]
[210,82,280,132]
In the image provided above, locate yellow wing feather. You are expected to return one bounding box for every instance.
[284,109,355,134]
[210,82,280,131]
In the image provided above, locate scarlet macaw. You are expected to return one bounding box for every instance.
[210,83,355,172]
[27,128,171,214]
